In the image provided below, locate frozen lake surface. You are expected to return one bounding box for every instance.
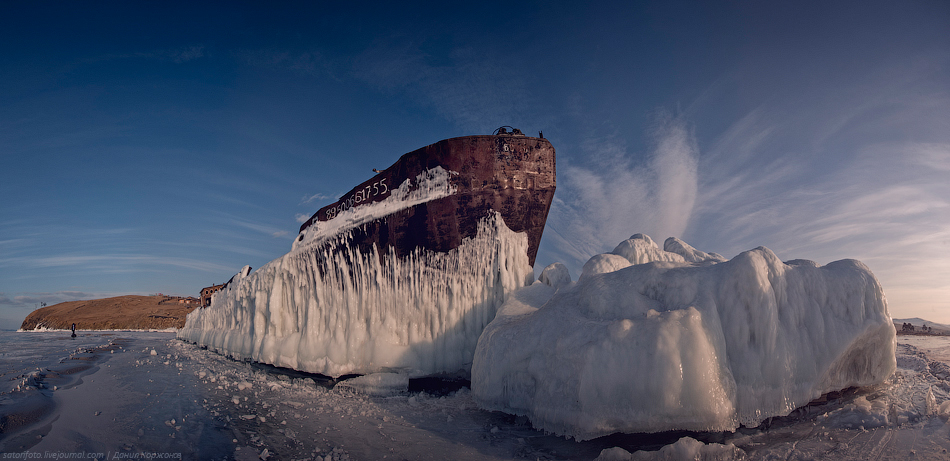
[2,331,950,460]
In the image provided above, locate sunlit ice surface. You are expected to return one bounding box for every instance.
[1,331,949,459]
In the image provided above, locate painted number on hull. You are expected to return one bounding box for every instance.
[502,144,530,154]
[323,178,389,221]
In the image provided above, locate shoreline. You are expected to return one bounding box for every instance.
[15,328,180,333]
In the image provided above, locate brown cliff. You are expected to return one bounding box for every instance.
[19,295,197,330]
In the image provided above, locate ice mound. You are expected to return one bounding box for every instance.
[595,437,744,461]
[662,236,726,264]
[336,372,409,396]
[611,233,685,265]
[472,233,896,440]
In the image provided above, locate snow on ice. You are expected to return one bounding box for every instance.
[473,233,897,440]
[594,436,744,461]
[179,166,534,378]
[3,332,947,459]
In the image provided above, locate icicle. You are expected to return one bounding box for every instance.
[179,212,532,378]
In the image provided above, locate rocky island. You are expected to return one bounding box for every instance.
[19,295,198,331]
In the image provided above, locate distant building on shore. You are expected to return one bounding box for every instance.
[200,284,225,307]
[158,295,200,306]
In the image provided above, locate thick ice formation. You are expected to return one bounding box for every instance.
[595,437,744,461]
[472,233,896,440]
[179,167,533,378]
[336,372,409,396]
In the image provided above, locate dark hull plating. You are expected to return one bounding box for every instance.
[298,134,556,266]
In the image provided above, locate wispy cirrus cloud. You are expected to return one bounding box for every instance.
[541,116,699,273]
[301,193,332,205]
[237,48,337,78]
[0,254,236,273]
[702,140,950,322]
[87,45,206,65]
[913,143,950,172]
[228,217,292,239]
[168,45,205,63]
[0,290,117,308]
[681,53,950,322]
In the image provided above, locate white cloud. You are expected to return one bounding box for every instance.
[238,48,335,77]
[301,193,331,205]
[89,45,206,65]
[169,45,204,63]
[910,143,950,172]
[0,290,123,309]
[0,254,235,273]
[228,218,292,240]
[682,69,950,322]
[542,117,699,272]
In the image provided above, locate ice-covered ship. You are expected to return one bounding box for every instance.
[179,128,556,378]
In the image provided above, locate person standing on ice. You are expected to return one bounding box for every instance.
[71,322,76,338]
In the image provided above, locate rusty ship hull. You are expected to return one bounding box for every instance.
[297,132,556,266]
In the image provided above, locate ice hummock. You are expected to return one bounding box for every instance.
[594,436,744,461]
[179,166,534,378]
[472,233,896,441]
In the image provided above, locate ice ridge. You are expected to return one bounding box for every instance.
[179,212,533,378]
[472,233,896,440]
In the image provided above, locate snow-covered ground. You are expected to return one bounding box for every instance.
[2,232,924,459]
[2,330,950,460]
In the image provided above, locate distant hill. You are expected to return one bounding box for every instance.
[19,295,198,331]
[893,317,950,335]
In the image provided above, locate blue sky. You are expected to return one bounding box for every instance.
[2,1,948,330]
